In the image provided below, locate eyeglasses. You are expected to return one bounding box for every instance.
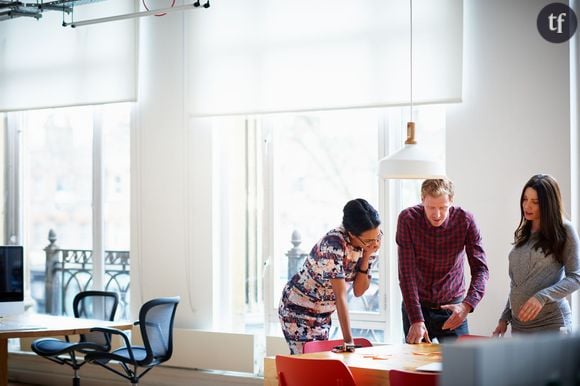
[354,230,383,247]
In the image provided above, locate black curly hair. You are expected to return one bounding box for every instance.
[342,198,381,236]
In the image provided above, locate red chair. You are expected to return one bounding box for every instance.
[457,334,490,341]
[302,337,372,353]
[389,369,439,386]
[276,355,356,386]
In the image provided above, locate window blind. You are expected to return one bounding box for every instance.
[0,1,137,112]
[186,0,463,116]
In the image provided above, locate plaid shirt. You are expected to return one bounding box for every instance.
[396,204,489,324]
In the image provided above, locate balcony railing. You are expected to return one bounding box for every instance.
[42,229,130,320]
[37,229,381,339]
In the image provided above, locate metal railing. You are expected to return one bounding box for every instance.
[43,229,131,320]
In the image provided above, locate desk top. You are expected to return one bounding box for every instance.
[0,313,133,339]
[263,343,442,386]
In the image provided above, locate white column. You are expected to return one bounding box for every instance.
[132,4,215,328]
[570,0,579,331]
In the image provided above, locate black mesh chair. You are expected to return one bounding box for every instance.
[31,290,120,386]
[85,296,180,385]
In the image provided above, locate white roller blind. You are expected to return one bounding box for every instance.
[0,1,137,112]
[186,0,463,116]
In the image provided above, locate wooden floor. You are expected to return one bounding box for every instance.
[9,383,39,386]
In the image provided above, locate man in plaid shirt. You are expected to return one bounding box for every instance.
[396,178,489,344]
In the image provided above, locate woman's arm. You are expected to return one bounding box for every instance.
[331,278,353,344]
[352,252,372,297]
[536,223,580,302]
[352,241,381,297]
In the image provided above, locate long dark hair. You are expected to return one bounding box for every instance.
[342,198,381,236]
[514,174,567,263]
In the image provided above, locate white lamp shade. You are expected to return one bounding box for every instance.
[379,143,446,179]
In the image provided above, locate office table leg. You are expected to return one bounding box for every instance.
[0,338,8,386]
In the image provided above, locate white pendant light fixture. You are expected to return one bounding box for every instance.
[378,0,446,180]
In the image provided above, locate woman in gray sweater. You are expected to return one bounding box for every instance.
[493,174,580,335]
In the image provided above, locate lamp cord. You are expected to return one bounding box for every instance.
[409,0,413,122]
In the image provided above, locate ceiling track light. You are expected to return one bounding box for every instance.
[62,1,210,28]
[378,0,446,180]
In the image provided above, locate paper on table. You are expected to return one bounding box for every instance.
[415,362,442,372]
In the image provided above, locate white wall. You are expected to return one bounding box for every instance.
[447,0,573,335]
[131,10,216,329]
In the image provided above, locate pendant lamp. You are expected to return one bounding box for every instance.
[378,0,446,180]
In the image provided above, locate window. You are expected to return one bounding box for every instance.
[212,105,445,344]
[2,103,131,316]
[260,110,383,340]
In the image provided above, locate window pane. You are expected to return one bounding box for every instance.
[102,104,131,319]
[269,110,380,315]
[103,104,130,251]
[22,106,93,313]
[17,104,132,316]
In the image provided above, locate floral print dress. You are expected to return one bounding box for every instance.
[278,226,377,354]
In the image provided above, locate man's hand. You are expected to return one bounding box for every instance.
[517,296,543,322]
[406,322,431,344]
[441,302,471,330]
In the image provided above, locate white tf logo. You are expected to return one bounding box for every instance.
[537,3,578,43]
[548,12,567,34]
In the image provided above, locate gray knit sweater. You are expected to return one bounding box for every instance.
[500,221,580,333]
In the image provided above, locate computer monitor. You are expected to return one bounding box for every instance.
[0,245,24,317]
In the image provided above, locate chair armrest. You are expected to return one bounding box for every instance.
[90,327,137,363]
[90,328,131,347]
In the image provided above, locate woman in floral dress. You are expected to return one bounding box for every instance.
[278,198,382,354]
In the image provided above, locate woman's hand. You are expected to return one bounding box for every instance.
[362,239,381,257]
[492,320,509,337]
[517,296,543,322]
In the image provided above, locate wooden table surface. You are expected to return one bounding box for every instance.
[264,343,442,386]
[1,313,133,386]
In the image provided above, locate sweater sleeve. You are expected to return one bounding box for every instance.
[536,222,580,304]
[463,212,489,310]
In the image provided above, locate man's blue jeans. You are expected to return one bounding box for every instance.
[402,302,469,343]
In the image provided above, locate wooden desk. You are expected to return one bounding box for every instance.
[0,313,133,386]
[263,343,441,386]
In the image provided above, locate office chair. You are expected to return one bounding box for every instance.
[85,296,180,385]
[31,290,120,386]
[302,337,372,353]
[389,369,439,386]
[276,355,357,386]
